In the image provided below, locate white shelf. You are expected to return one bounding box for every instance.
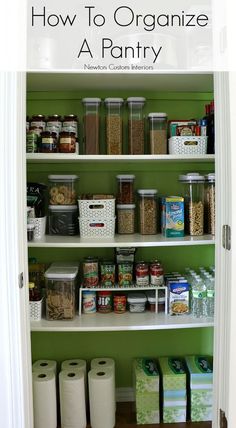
[26,153,215,163]
[30,312,214,332]
[28,234,215,248]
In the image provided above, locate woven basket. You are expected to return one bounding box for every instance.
[79,217,115,238]
[29,299,43,321]
[30,216,47,240]
[78,199,115,219]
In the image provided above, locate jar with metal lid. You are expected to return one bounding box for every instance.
[82,98,101,154]
[179,173,205,236]
[116,175,135,204]
[40,131,58,153]
[100,260,116,287]
[148,113,167,154]
[113,295,126,313]
[83,257,99,287]
[138,189,158,235]
[59,131,76,153]
[118,261,133,287]
[127,97,146,154]
[205,173,215,235]
[105,98,123,155]
[117,204,135,234]
[150,260,164,286]
[47,115,62,134]
[97,291,112,313]
[30,114,46,131]
[63,114,78,137]
[135,261,149,286]
[82,290,97,313]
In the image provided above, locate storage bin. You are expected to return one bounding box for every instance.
[82,98,101,154]
[127,293,147,313]
[31,216,47,239]
[169,136,207,155]
[148,112,167,154]
[49,205,79,236]
[105,98,123,155]
[48,174,78,205]
[179,173,205,236]
[116,174,135,204]
[44,266,78,320]
[117,204,135,234]
[138,189,158,235]
[29,299,43,321]
[79,217,115,238]
[127,97,146,154]
[78,198,115,219]
[205,173,215,235]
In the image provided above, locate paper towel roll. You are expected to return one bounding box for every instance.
[32,371,57,428]
[61,359,86,375]
[88,368,115,428]
[32,359,57,374]
[59,370,87,428]
[90,358,115,373]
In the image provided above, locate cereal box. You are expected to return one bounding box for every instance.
[168,281,190,315]
[161,196,184,238]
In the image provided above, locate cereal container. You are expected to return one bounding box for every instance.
[148,113,167,154]
[138,189,158,235]
[205,173,215,235]
[48,174,78,205]
[179,173,205,236]
[117,204,135,234]
[44,266,78,320]
[105,98,123,155]
[127,97,146,154]
[116,174,135,204]
[82,98,101,154]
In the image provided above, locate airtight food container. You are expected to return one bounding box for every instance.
[82,98,101,155]
[48,205,79,236]
[44,267,78,320]
[127,292,147,313]
[179,173,205,236]
[105,98,124,155]
[127,97,146,155]
[48,174,78,205]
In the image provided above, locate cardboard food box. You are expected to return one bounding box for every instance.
[161,196,184,238]
[168,281,190,315]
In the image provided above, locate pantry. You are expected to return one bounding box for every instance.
[1,71,234,428]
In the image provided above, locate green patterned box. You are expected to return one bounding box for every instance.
[163,390,186,406]
[191,405,212,422]
[185,355,213,389]
[163,406,186,423]
[158,357,186,391]
[191,389,213,407]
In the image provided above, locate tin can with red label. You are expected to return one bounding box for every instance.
[135,261,149,286]
[150,260,164,286]
[113,295,126,313]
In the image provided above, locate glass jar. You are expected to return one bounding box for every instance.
[47,114,62,134]
[48,174,78,205]
[179,173,205,236]
[63,114,78,137]
[205,173,215,235]
[113,295,126,313]
[127,97,146,154]
[105,98,123,155]
[116,175,135,204]
[26,129,38,153]
[30,114,46,131]
[148,112,167,154]
[83,257,99,287]
[59,131,76,153]
[82,98,101,154]
[40,131,58,153]
[97,291,112,313]
[138,189,158,235]
[100,260,116,287]
[117,204,135,234]
[135,261,149,286]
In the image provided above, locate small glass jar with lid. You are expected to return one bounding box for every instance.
[117,204,136,234]
[82,98,101,154]
[148,113,168,154]
[59,130,76,153]
[205,173,215,235]
[105,98,124,155]
[30,114,46,131]
[63,114,78,137]
[179,173,205,236]
[116,174,135,204]
[127,97,146,154]
[47,114,62,134]
[40,131,58,153]
[137,189,158,235]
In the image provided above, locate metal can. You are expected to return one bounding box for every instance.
[97,291,112,313]
[135,261,149,286]
[150,260,164,286]
[83,257,99,287]
[113,295,126,313]
[100,261,116,287]
[118,262,133,287]
[82,290,96,313]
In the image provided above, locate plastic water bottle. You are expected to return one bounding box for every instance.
[191,276,207,318]
[206,275,215,317]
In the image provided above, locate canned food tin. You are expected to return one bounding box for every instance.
[113,295,126,313]
[135,261,149,286]
[150,260,164,286]
[82,290,96,313]
[118,262,133,287]
[83,257,99,287]
[97,291,112,313]
[100,261,116,287]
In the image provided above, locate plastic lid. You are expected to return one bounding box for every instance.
[148,112,167,118]
[116,204,136,209]
[51,261,79,269]
[179,172,205,183]
[205,173,215,182]
[48,174,78,181]
[127,97,146,103]
[44,266,78,280]
[104,98,124,104]
[82,98,101,104]
[127,293,147,303]
[49,205,78,211]
[116,174,135,180]
[27,223,35,230]
[137,189,158,195]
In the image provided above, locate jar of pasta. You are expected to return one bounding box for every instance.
[105,98,123,155]
[137,189,158,235]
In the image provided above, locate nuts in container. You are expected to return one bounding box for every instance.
[138,189,158,235]
[117,204,135,234]
[48,174,78,205]
[179,173,205,236]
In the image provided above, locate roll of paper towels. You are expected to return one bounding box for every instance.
[32,371,57,428]
[59,370,87,428]
[32,360,57,374]
[61,359,86,375]
[88,368,115,428]
[90,358,115,373]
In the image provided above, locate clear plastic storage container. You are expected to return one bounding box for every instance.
[127,97,146,154]
[44,266,78,320]
[205,173,215,235]
[116,174,135,204]
[105,98,123,155]
[48,174,78,205]
[148,113,167,154]
[179,173,205,236]
[48,205,79,235]
[127,292,147,313]
[82,98,101,154]
[138,189,158,235]
[117,204,135,234]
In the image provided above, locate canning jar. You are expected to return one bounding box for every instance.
[100,260,116,287]
[127,97,146,154]
[59,131,76,153]
[138,189,158,235]
[82,290,97,313]
[135,261,149,286]
[63,114,78,137]
[82,98,101,154]
[113,295,126,313]
[205,173,215,235]
[105,98,123,155]
[40,131,58,153]
[179,173,205,236]
[118,261,133,287]
[83,257,99,287]
[97,291,112,313]
[116,175,135,204]
[117,204,135,234]
[148,113,167,154]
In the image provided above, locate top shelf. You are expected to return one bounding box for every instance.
[26,154,215,164]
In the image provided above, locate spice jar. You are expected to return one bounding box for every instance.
[83,257,99,287]
[205,173,215,235]
[82,290,97,313]
[40,131,58,153]
[117,204,135,234]
[138,189,158,235]
[82,98,101,154]
[113,295,126,313]
[63,114,78,137]
[148,113,167,154]
[150,260,164,286]
[97,291,112,313]
[47,114,62,134]
[100,261,116,287]
[179,173,205,236]
[118,261,133,287]
[105,98,123,155]
[116,175,135,204]
[59,130,76,153]
[135,261,149,286]
[30,114,46,131]
[127,97,146,154]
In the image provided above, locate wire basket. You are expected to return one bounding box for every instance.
[78,199,115,219]
[29,299,43,321]
[168,136,207,155]
[79,217,116,238]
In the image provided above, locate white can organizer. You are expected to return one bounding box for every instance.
[79,217,115,238]
[78,199,115,219]
[168,136,207,155]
